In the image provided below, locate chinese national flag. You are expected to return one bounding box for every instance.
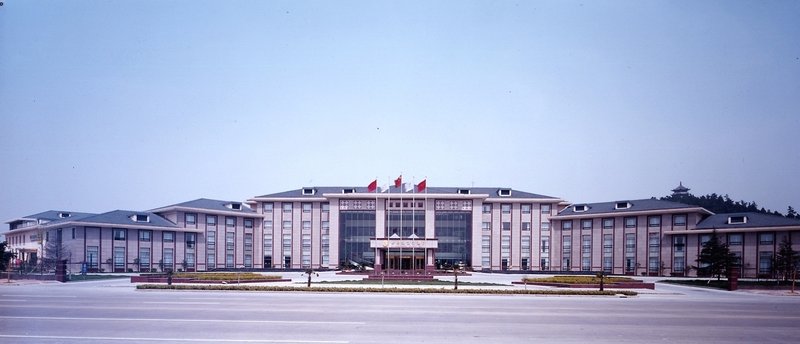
[394,175,402,188]
[367,179,377,193]
[417,179,427,193]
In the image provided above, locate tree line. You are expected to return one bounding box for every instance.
[660,192,798,219]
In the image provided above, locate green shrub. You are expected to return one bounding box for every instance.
[523,276,637,284]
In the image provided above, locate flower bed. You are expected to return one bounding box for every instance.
[517,275,655,289]
[131,272,288,284]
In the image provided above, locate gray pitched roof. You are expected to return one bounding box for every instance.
[75,210,177,228]
[256,186,558,199]
[696,212,800,229]
[157,198,256,214]
[24,210,97,222]
[557,198,705,216]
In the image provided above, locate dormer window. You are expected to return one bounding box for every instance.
[615,202,631,210]
[302,188,316,196]
[342,188,355,194]
[573,205,588,212]
[131,214,150,223]
[458,189,471,195]
[498,189,512,197]
[226,202,242,210]
[728,216,747,224]
[58,212,71,218]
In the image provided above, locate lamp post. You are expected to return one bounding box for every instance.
[454,261,463,290]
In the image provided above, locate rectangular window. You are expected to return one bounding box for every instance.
[673,214,687,226]
[541,237,550,254]
[541,222,550,231]
[759,251,773,274]
[581,219,592,230]
[321,203,330,213]
[163,231,174,242]
[282,220,292,232]
[624,217,637,228]
[673,235,685,252]
[302,203,312,213]
[207,252,216,267]
[139,247,150,269]
[648,233,660,273]
[226,232,235,251]
[283,203,293,213]
[226,217,236,228]
[562,236,572,255]
[541,204,551,214]
[521,204,531,214]
[185,213,196,226]
[226,254,234,268]
[244,254,253,268]
[185,233,196,249]
[482,222,491,232]
[207,215,217,226]
[759,233,774,245]
[163,248,174,267]
[648,216,661,227]
[114,247,125,270]
[87,246,99,269]
[522,222,531,231]
[625,233,636,255]
[186,252,195,267]
[244,233,253,252]
[244,219,253,229]
[582,235,591,253]
[481,235,491,254]
[482,204,492,213]
[113,229,126,241]
[263,203,274,213]
[207,230,216,245]
[502,222,511,231]
[602,218,614,229]
[728,233,743,245]
[562,221,572,231]
[501,204,511,214]
[302,221,311,232]
[264,220,273,232]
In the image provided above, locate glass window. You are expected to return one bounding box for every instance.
[521,204,531,214]
[541,237,550,253]
[163,248,174,267]
[244,219,253,229]
[502,222,511,231]
[625,217,637,228]
[541,222,550,231]
[541,204,551,213]
[226,217,236,227]
[501,204,511,214]
[482,204,492,213]
[245,233,253,252]
[728,233,743,245]
[114,229,126,241]
[482,222,491,231]
[114,247,125,269]
[87,246,99,269]
[759,233,774,245]
[602,218,614,229]
[322,203,330,213]
[562,221,572,230]
[139,247,150,269]
[522,222,531,231]
[282,221,292,231]
[648,216,661,227]
[263,203,274,212]
[283,203,293,213]
[185,233,196,249]
[759,251,773,274]
[264,220,273,231]
[206,215,217,226]
[185,213,196,226]
[163,231,174,242]
[302,203,312,213]
[581,219,592,230]
[226,232,235,251]
[302,221,311,231]
[673,214,687,226]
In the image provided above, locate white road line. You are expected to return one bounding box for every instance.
[0,334,348,343]
[142,301,221,305]
[0,316,366,325]
[1,294,77,298]
[0,299,27,302]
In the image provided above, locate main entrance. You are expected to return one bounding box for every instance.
[369,238,438,275]
[383,250,425,272]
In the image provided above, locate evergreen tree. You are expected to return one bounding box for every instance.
[0,241,17,272]
[787,206,798,219]
[695,230,737,281]
[773,236,800,282]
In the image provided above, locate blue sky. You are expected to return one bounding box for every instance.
[1,1,799,225]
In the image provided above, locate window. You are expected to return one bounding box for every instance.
[207,230,216,245]
[282,221,292,232]
[186,252,195,267]
[728,216,747,224]
[498,189,511,197]
[541,237,550,253]
[615,202,631,210]
[263,203,274,212]
[541,204,551,214]
[87,246,99,269]
[759,251,773,274]
[541,222,550,231]
[226,217,236,228]
[728,234,743,245]
[139,247,150,269]
[573,205,587,212]
[562,221,572,231]
[163,231,174,242]
[482,222,491,232]
[673,235,686,273]
[673,214,687,226]
[114,247,125,270]
[581,219,592,230]
[302,188,315,195]
[226,232,235,251]
[624,217,637,228]
[648,233,660,273]
[603,234,613,272]
[264,220,273,232]
[244,233,253,252]
[673,235,685,252]
[321,203,330,213]
[700,234,711,245]
[283,203,293,213]
[113,229,126,241]
[648,216,661,227]
[132,214,150,222]
[244,254,253,268]
[186,233,196,249]
[521,204,531,214]
[302,221,311,232]
[522,222,531,231]
[562,236,572,255]
[482,204,492,214]
[625,233,636,272]
[602,218,614,229]
[759,233,774,245]
[207,215,217,226]
[185,213,196,226]
[163,248,174,268]
[501,204,511,214]
[302,203,312,213]
[72,228,75,239]
[228,202,242,210]
[226,254,234,268]
[502,222,511,231]
[244,219,253,229]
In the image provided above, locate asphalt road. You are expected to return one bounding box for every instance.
[1,278,799,343]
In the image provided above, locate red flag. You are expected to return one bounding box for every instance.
[417,179,426,193]
[367,179,377,193]
[394,175,402,188]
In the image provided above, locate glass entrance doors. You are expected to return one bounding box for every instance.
[383,250,425,273]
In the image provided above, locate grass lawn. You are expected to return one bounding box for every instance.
[661,279,799,290]
[314,279,506,286]
[523,276,637,284]
[68,274,130,282]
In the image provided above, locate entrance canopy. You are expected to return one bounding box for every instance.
[369,238,438,249]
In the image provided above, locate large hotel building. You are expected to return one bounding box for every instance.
[4,183,800,278]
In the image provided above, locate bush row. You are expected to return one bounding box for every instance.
[136,284,637,296]
[163,272,282,281]
[523,276,636,284]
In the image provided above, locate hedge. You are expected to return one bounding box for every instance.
[523,276,637,284]
[136,284,637,296]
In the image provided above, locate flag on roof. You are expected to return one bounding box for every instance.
[367,179,377,193]
[417,179,426,193]
[394,175,402,188]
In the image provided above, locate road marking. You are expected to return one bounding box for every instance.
[142,301,222,305]
[0,334,348,343]
[0,299,27,302]
[1,294,77,298]
[0,316,366,325]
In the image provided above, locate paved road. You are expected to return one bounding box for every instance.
[1,278,799,343]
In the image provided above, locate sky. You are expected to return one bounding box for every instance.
[1,1,799,227]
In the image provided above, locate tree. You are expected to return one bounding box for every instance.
[787,206,798,219]
[695,230,738,281]
[773,236,800,282]
[42,235,71,272]
[0,241,17,272]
